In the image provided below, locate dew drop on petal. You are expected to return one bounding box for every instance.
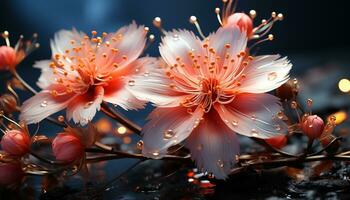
[251,129,259,137]
[40,101,48,107]
[128,80,135,86]
[173,34,179,41]
[277,111,284,119]
[232,120,238,126]
[152,152,160,156]
[84,101,93,108]
[163,129,175,140]
[275,124,281,131]
[57,115,65,122]
[267,72,277,81]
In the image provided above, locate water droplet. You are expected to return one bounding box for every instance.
[152,152,159,156]
[57,115,65,122]
[144,71,150,77]
[208,173,215,179]
[128,80,135,86]
[267,72,277,81]
[251,115,256,121]
[307,98,313,107]
[293,78,298,85]
[136,140,143,150]
[290,101,297,109]
[308,124,313,128]
[173,34,179,41]
[277,111,284,119]
[163,129,175,140]
[84,101,93,108]
[232,120,238,126]
[251,129,259,137]
[217,160,224,168]
[275,124,281,131]
[40,101,48,107]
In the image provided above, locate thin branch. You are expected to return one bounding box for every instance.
[100,102,142,134]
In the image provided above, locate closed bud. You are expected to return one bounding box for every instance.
[225,13,253,37]
[0,162,24,186]
[265,135,287,149]
[0,94,18,114]
[0,46,17,71]
[275,79,299,101]
[1,130,30,156]
[301,115,324,139]
[52,133,84,164]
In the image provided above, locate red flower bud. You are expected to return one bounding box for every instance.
[0,46,16,71]
[301,115,325,139]
[1,130,30,156]
[0,94,18,114]
[0,162,24,186]
[225,13,253,37]
[52,133,84,164]
[265,135,287,149]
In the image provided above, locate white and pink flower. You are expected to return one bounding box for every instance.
[134,26,292,179]
[20,23,155,125]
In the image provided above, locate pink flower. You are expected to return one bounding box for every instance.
[0,32,38,71]
[136,26,291,179]
[0,162,24,186]
[20,23,155,125]
[1,130,31,156]
[225,13,253,37]
[301,115,324,139]
[52,132,84,163]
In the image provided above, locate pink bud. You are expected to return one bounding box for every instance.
[1,130,30,156]
[0,46,16,71]
[52,133,84,164]
[226,13,253,37]
[265,135,287,149]
[0,162,24,186]
[302,115,325,139]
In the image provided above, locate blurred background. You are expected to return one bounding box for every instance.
[1,0,350,199]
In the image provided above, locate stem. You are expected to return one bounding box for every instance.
[100,102,142,134]
[12,70,37,95]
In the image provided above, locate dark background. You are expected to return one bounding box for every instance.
[1,0,350,131]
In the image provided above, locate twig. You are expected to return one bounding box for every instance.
[100,102,142,134]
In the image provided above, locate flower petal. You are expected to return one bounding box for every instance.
[20,85,74,124]
[96,22,147,72]
[66,86,104,126]
[185,109,240,179]
[214,93,287,138]
[50,29,86,56]
[142,106,204,158]
[159,29,203,78]
[127,57,188,107]
[208,25,247,66]
[33,60,55,89]
[239,55,292,93]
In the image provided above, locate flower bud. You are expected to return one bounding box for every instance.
[0,94,18,114]
[0,162,24,186]
[275,79,299,101]
[301,115,325,139]
[0,46,16,71]
[52,133,84,164]
[1,130,30,156]
[265,135,287,149]
[225,13,253,37]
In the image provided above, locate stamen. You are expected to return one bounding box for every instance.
[2,31,10,47]
[153,17,166,35]
[249,10,257,19]
[215,8,223,26]
[189,16,206,40]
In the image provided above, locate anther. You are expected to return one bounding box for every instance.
[249,10,257,19]
[153,17,162,28]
